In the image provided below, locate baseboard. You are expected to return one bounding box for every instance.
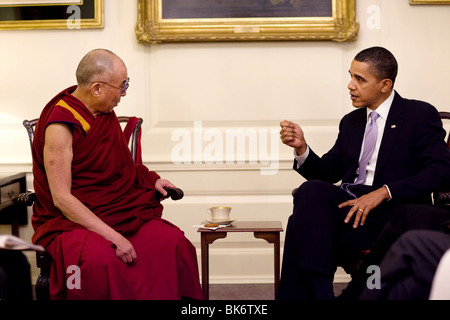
[199,246,351,285]
[207,270,350,285]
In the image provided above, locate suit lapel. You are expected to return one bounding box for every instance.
[374,92,405,182]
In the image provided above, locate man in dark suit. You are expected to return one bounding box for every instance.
[339,203,450,299]
[360,227,450,300]
[277,46,450,300]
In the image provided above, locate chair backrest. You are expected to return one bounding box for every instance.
[23,116,143,163]
[439,111,450,149]
[432,112,450,205]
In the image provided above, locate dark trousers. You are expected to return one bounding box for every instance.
[360,230,450,300]
[0,250,32,300]
[276,180,394,300]
[340,204,450,299]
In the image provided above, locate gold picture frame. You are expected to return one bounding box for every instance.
[0,0,103,30]
[136,0,359,44]
[410,0,450,4]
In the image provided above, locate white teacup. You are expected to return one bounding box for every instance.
[208,207,232,221]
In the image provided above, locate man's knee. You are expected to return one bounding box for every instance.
[294,180,333,200]
[395,230,423,249]
[393,230,442,257]
[293,180,346,211]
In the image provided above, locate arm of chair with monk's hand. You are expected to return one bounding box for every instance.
[15,191,37,207]
[156,187,184,201]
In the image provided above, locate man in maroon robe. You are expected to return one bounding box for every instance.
[31,49,203,300]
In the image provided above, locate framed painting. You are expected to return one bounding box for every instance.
[410,0,450,4]
[0,0,103,30]
[136,0,359,44]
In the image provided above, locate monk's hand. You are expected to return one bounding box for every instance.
[279,120,307,155]
[155,179,176,199]
[338,186,390,228]
[113,236,137,264]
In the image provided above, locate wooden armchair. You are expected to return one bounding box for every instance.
[18,116,183,300]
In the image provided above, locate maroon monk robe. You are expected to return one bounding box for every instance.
[31,86,203,299]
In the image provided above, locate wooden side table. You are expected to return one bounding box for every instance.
[198,221,283,300]
[0,172,27,236]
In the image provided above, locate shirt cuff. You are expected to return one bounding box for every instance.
[294,146,310,169]
[383,184,392,200]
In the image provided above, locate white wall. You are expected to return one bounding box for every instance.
[1,0,449,285]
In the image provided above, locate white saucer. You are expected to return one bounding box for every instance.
[205,218,236,225]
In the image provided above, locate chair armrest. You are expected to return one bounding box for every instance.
[161,187,184,201]
[16,191,37,207]
[17,187,184,206]
[433,191,450,206]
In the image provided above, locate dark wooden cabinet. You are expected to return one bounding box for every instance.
[0,172,28,236]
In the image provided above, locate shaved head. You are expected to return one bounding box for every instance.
[75,49,123,86]
[71,49,128,116]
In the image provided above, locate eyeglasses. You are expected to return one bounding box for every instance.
[94,77,130,95]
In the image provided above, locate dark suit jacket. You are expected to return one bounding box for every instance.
[296,91,450,205]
